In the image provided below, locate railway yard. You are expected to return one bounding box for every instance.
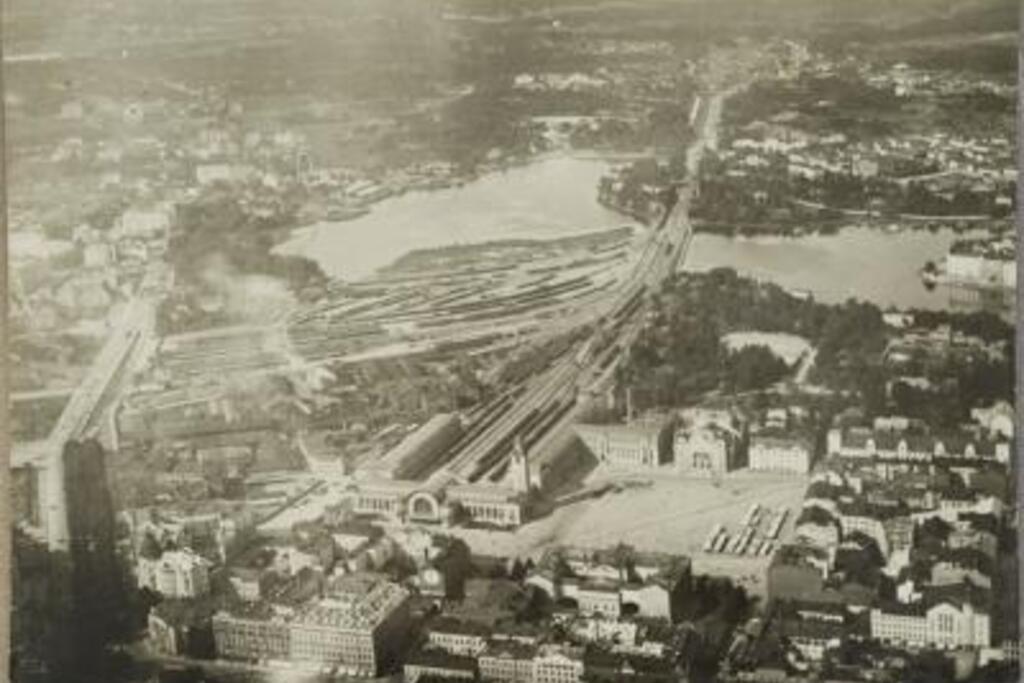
[287,226,640,365]
[143,226,638,386]
[112,83,725,519]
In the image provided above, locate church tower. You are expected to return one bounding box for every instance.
[508,435,532,495]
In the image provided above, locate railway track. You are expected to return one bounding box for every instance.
[436,86,727,486]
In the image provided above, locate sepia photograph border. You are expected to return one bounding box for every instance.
[0,3,1022,683]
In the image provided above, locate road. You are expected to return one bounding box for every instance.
[16,264,163,551]
[10,387,76,402]
[794,348,819,385]
[440,85,732,485]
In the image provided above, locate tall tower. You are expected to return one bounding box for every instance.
[508,435,532,495]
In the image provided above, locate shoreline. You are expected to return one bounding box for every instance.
[278,147,649,242]
[692,218,1010,239]
[272,150,1011,320]
[274,152,639,283]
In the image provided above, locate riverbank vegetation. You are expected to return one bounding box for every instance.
[157,191,328,336]
[616,268,1012,429]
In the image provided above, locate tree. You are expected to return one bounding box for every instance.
[509,558,527,582]
[905,651,954,683]
[517,586,551,624]
[436,538,472,602]
[723,345,789,392]
[611,543,636,582]
[918,517,953,546]
[139,533,163,561]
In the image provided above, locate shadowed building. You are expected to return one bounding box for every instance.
[575,416,674,471]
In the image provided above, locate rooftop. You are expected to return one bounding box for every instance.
[583,648,678,674]
[292,576,408,631]
[429,616,492,638]
[772,543,830,569]
[481,639,538,660]
[575,417,673,440]
[796,505,838,529]
[404,647,478,672]
[837,426,1006,457]
[446,483,523,504]
[837,499,908,521]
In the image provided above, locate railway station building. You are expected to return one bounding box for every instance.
[345,463,529,529]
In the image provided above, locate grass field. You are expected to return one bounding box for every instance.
[722,331,811,365]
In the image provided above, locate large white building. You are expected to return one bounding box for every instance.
[748,429,814,475]
[532,645,584,683]
[426,617,490,657]
[526,547,691,622]
[827,427,1010,465]
[335,442,531,530]
[478,640,537,683]
[213,573,411,675]
[137,549,211,599]
[836,501,891,558]
[945,240,1015,290]
[575,416,674,471]
[870,590,991,649]
[674,410,743,477]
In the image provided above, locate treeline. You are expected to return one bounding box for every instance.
[618,268,843,404]
[725,73,903,139]
[617,269,1012,427]
[170,193,325,293]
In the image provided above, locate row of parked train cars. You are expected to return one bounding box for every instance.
[702,504,788,557]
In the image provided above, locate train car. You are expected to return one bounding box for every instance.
[738,530,753,554]
[769,508,788,540]
[742,503,760,528]
[574,339,595,367]
[714,532,730,553]
[738,533,752,555]
[727,533,743,555]
[703,529,720,553]
[761,541,774,557]
[736,531,751,556]
[744,528,757,552]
